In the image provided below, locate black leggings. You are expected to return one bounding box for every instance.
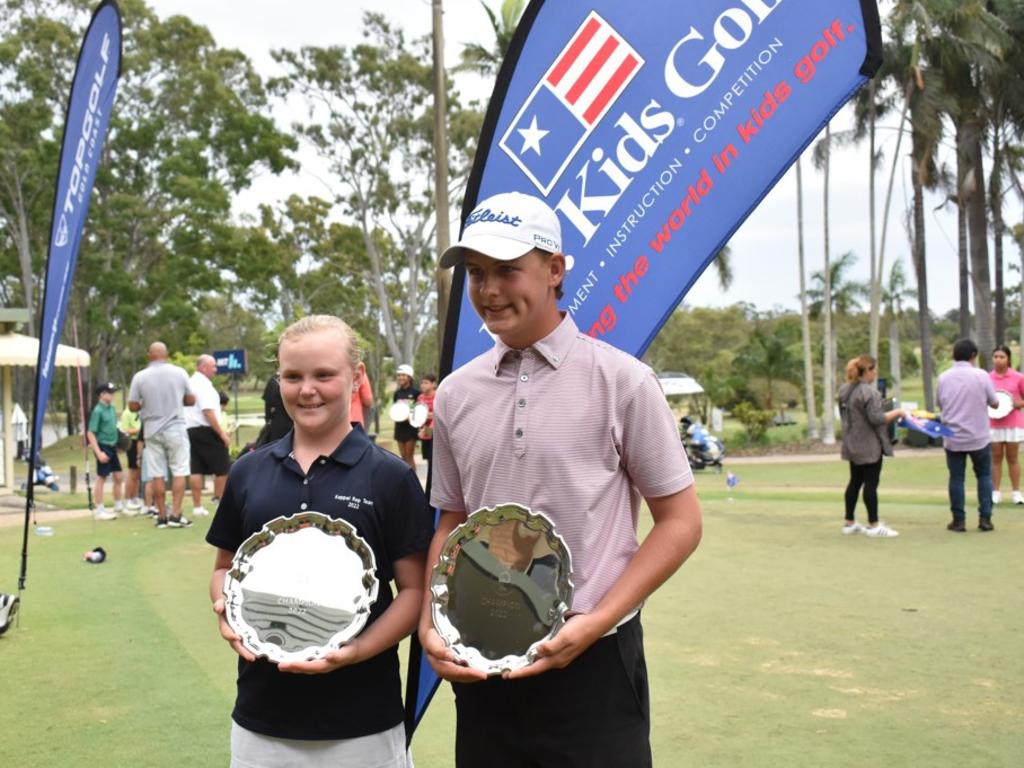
[845,459,883,524]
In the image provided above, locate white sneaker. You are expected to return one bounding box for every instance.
[865,522,899,537]
[113,502,124,514]
[842,522,864,535]
[192,506,209,517]
[992,490,1002,504]
[1013,491,1024,505]
[94,507,117,521]
[126,498,142,510]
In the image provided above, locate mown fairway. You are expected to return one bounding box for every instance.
[1,451,1021,767]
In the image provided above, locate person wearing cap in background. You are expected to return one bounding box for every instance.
[418,191,703,767]
[392,364,420,470]
[87,382,125,521]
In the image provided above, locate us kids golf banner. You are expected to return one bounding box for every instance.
[20,0,122,591]
[405,0,882,735]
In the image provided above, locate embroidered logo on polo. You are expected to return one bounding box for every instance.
[498,11,643,195]
[334,494,375,510]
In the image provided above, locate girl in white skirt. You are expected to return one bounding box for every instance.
[989,345,1024,504]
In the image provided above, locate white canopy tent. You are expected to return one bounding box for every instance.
[0,321,91,492]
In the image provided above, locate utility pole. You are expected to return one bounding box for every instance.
[432,0,452,354]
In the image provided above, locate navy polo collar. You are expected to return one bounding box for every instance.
[268,426,372,467]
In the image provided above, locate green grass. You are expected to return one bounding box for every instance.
[2,454,1021,767]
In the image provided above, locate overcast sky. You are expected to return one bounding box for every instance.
[144,0,1022,316]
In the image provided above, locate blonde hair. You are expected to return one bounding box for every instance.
[278,315,361,370]
[845,354,875,383]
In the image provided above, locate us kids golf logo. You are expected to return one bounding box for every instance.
[498,11,643,195]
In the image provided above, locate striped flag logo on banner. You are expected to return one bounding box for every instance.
[499,12,643,195]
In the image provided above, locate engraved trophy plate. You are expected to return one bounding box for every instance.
[223,511,378,664]
[431,503,573,675]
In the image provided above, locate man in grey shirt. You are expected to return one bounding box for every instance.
[128,342,196,528]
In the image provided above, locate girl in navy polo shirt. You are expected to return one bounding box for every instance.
[207,315,432,767]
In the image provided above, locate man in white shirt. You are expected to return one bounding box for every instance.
[185,354,232,516]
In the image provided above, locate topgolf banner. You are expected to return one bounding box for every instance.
[29,0,121,457]
[407,0,880,734]
[21,0,121,591]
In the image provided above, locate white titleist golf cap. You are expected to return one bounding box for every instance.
[396,364,414,377]
[440,191,562,269]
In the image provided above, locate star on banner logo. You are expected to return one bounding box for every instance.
[518,116,549,156]
[498,11,644,195]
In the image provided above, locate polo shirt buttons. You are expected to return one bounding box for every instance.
[300,502,308,510]
[302,479,308,485]
[520,374,529,382]
[515,428,523,438]
[518,399,526,407]
[319,459,326,465]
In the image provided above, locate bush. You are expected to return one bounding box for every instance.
[732,401,774,443]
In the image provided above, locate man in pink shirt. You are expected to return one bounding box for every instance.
[418,191,703,767]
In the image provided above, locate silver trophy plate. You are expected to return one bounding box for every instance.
[223,511,379,664]
[431,503,573,675]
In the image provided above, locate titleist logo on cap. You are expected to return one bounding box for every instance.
[466,208,523,227]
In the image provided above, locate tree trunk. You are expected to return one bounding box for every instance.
[432,0,453,357]
[795,158,818,439]
[821,124,836,445]
[871,74,911,367]
[958,196,971,339]
[868,81,879,361]
[955,124,971,338]
[889,307,902,404]
[910,148,934,412]
[965,119,993,367]
[991,124,1005,346]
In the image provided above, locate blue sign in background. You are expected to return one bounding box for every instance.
[213,348,247,375]
[412,0,881,736]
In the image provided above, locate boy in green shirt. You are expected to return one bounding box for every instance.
[87,382,124,520]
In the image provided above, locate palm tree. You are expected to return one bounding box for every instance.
[795,157,818,438]
[882,259,917,403]
[984,1,1024,346]
[926,1,1006,363]
[808,251,870,319]
[732,327,800,412]
[890,0,946,410]
[712,245,733,291]
[808,250,868,394]
[818,122,836,444]
[455,0,527,76]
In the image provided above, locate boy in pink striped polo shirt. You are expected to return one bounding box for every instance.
[418,191,703,767]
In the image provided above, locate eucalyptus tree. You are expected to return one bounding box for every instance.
[0,0,295,385]
[0,0,83,329]
[272,13,478,365]
[73,0,295,379]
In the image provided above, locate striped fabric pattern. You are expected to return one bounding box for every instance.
[430,315,693,613]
